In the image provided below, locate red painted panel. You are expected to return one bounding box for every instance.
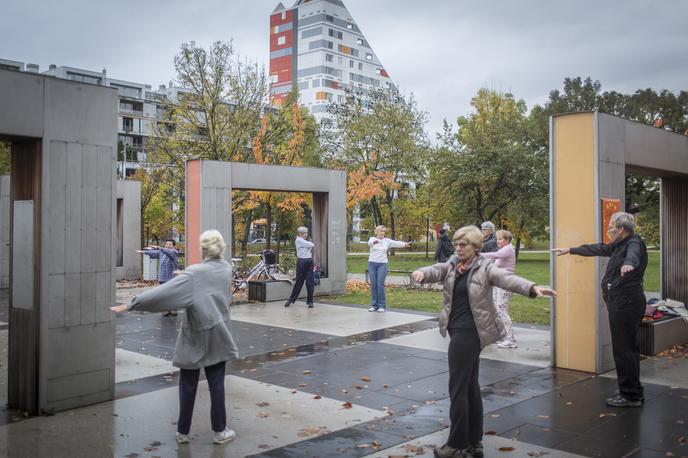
[380,69,390,78]
[270,31,293,50]
[270,9,294,27]
[185,160,202,267]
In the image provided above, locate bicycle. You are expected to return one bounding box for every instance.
[231,250,291,294]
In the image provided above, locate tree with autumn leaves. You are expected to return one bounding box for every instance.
[323,88,429,243]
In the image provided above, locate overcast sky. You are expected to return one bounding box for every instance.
[2,0,687,137]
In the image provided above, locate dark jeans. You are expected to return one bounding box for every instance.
[289,258,314,303]
[447,327,483,449]
[178,361,226,434]
[606,293,646,401]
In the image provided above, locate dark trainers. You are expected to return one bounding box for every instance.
[467,441,484,457]
[284,300,292,307]
[307,303,314,308]
[606,394,643,407]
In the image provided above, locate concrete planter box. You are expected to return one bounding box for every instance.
[639,316,688,355]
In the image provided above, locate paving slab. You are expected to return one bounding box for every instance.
[600,354,688,389]
[115,348,176,383]
[0,375,384,457]
[381,326,552,367]
[230,301,431,336]
[363,428,585,457]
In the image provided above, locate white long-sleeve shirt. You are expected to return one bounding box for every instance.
[367,237,407,263]
[480,244,516,272]
[295,236,314,259]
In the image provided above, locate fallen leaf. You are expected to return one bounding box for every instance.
[257,412,270,418]
[124,454,139,458]
[342,402,353,409]
[313,395,322,400]
[297,426,330,438]
[490,414,501,418]
[599,413,617,418]
[372,440,381,449]
[565,401,573,406]
[485,431,497,435]
[383,384,389,388]
[355,385,363,390]
[499,446,515,451]
[402,444,425,454]
[303,370,312,375]
[256,402,270,407]
[299,383,308,387]
[355,443,371,448]
[258,444,270,449]
[536,415,550,419]
[678,436,687,445]
[527,452,549,457]
[360,376,371,382]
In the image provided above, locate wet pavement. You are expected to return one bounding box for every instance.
[0,287,687,457]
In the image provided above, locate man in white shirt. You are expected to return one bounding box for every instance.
[285,227,316,308]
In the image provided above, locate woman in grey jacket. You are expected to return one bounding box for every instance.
[412,226,556,458]
[111,230,239,446]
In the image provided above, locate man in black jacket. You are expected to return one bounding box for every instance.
[552,212,648,408]
[435,224,454,263]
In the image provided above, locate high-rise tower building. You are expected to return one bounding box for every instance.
[269,0,394,120]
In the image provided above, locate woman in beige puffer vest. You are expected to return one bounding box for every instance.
[412,226,556,458]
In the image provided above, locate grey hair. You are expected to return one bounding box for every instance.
[481,221,495,233]
[297,226,308,235]
[610,212,635,234]
[200,230,226,259]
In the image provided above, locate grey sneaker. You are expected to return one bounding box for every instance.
[606,394,643,408]
[213,428,236,444]
[468,441,484,458]
[433,444,465,458]
[377,308,386,313]
[175,432,190,444]
[368,306,378,312]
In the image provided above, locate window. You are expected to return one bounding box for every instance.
[366,53,373,61]
[277,36,286,45]
[281,11,286,20]
[325,53,333,62]
[358,62,363,71]
[357,38,363,45]
[346,23,353,29]
[328,28,343,39]
[349,60,354,68]
[325,14,334,22]
[337,56,343,64]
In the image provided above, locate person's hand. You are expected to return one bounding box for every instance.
[406,242,412,248]
[551,248,570,256]
[620,264,635,276]
[136,250,145,254]
[110,304,128,313]
[173,270,183,276]
[411,270,424,283]
[532,286,557,298]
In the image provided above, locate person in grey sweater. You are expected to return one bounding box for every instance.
[111,230,238,446]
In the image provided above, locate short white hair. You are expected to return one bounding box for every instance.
[481,221,495,233]
[610,212,635,233]
[297,226,308,235]
[200,230,226,259]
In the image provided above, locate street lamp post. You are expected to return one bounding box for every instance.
[425,216,430,259]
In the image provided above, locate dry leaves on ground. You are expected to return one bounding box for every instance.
[599,413,617,418]
[313,395,322,399]
[256,412,270,418]
[361,376,371,382]
[303,370,312,375]
[499,446,515,451]
[347,280,370,292]
[527,452,549,457]
[256,402,270,407]
[402,444,426,454]
[297,426,330,438]
[342,401,353,409]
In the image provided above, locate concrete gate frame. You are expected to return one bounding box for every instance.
[185,160,347,300]
[550,111,688,374]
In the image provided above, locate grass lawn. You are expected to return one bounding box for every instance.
[333,251,660,326]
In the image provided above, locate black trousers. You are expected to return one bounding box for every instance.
[288,258,314,303]
[606,294,646,401]
[447,327,483,449]
[177,361,226,434]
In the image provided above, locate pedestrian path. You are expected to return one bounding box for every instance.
[1,288,687,457]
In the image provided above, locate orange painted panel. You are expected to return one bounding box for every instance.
[186,160,201,266]
[601,198,621,243]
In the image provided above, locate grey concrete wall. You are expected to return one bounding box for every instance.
[116,180,142,280]
[0,175,8,288]
[190,161,347,297]
[0,69,117,413]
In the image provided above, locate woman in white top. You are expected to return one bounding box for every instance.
[480,230,518,348]
[367,225,411,312]
[285,226,316,308]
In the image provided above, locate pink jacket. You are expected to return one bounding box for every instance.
[480,244,516,272]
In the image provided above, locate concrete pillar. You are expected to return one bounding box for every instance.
[0,175,9,288]
[115,180,142,280]
[0,69,117,413]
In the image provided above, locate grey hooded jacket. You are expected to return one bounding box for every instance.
[128,258,239,369]
[417,256,537,348]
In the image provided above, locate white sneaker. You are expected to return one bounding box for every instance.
[368,306,378,312]
[497,340,517,348]
[377,308,386,313]
[213,428,236,444]
[176,432,190,444]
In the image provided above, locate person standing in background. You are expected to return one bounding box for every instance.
[138,239,179,316]
[367,225,411,313]
[285,226,315,309]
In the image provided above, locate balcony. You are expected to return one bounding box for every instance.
[119,108,144,117]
